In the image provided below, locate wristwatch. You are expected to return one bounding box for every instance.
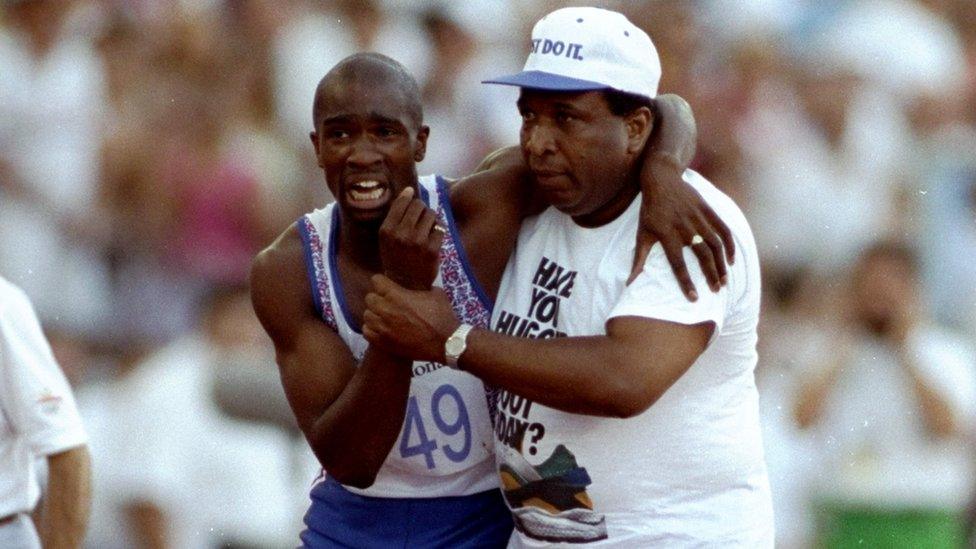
[444,323,474,369]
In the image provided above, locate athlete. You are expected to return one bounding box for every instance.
[250,52,731,547]
[362,8,774,546]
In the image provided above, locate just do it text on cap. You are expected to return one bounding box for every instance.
[483,7,661,100]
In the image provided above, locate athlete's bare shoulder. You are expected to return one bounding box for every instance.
[250,223,314,348]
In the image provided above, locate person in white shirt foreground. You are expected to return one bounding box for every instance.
[0,276,91,549]
[363,7,773,546]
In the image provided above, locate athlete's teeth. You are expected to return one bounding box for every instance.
[350,187,384,201]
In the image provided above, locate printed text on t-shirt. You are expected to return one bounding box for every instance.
[493,257,575,339]
[493,257,578,454]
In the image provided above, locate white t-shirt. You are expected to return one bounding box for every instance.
[0,276,87,517]
[491,171,774,547]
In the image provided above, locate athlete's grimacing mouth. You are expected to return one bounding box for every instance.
[344,176,391,208]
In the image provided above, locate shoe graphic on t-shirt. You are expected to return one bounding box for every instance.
[497,444,608,543]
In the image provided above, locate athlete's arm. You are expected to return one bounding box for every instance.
[447,150,535,301]
[448,94,732,301]
[361,276,713,417]
[633,95,735,296]
[250,226,411,488]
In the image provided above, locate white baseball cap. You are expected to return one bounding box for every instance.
[483,7,661,100]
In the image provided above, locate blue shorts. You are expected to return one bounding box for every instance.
[300,477,513,548]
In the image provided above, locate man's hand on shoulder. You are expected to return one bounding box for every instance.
[633,164,735,297]
[363,274,460,363]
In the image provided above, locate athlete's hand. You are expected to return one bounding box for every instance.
[379,187,445,291]
[632,160,734,300]
[363,274,460,363]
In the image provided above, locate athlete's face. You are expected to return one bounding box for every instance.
[517,89,649,224]
[311,80,429,225]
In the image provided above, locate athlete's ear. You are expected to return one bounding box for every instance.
[414,125,430,162]
[310,131,323,168]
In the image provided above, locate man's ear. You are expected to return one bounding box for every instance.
[625,106,654,155]
[309,131,323,168]
[414,125,430,162]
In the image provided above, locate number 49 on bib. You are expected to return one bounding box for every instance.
[399,384,472,469]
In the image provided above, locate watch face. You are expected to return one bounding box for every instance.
[446,337,464,357]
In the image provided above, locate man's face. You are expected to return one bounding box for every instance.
[311,80,428,224]
[517,89,641,219]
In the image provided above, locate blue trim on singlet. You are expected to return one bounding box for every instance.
[419,182,431,206]
[436,176,494,313]
[327,209,363,334]
[297,217,326,320]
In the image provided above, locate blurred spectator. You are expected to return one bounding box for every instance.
[899,14,976,335]
[272,0,430,151]
[95,12,195,350]
[414,1,522,177]
[916,114,976,335]
[160,84,263,286]
[794,240,976,548]
[0,0,112,338]
[756,273,834,548]
[809,0,966,100]
[735,0,968,287]
[98,8,271,349]
[77,286,305,549]
[736,47,911,281]
[220,0,311,241]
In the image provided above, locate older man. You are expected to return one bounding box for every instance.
[364,7,773,546]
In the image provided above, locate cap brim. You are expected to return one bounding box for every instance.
[482,70,611,92]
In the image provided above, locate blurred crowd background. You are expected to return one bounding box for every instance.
[1,0,975,547]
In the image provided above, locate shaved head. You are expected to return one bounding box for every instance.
[308,52,430,226]
[312,53,423,132]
